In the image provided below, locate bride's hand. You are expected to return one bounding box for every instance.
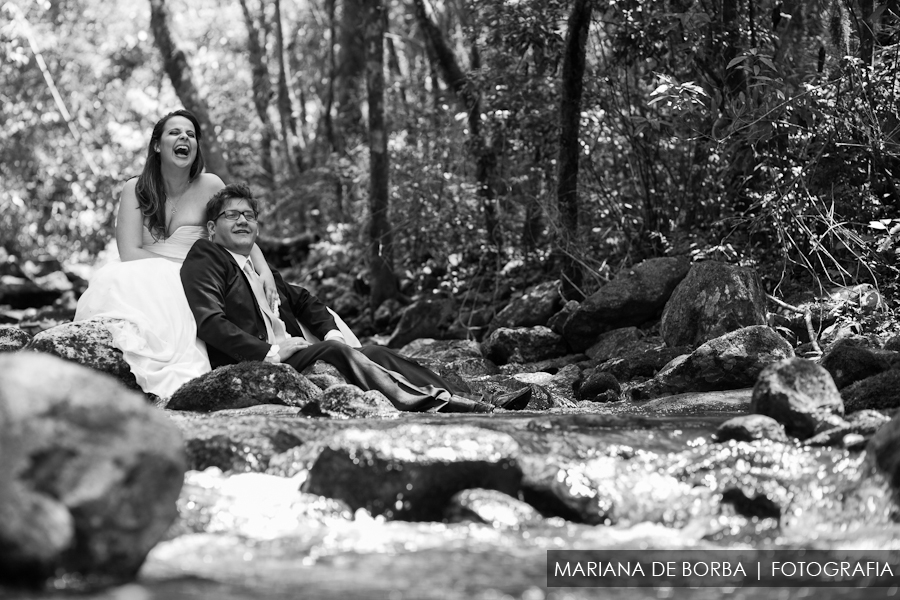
[261,273,279,311]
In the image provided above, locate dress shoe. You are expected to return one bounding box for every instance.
[491,386,532,411]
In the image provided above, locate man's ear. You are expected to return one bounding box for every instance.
[207,221,216,240]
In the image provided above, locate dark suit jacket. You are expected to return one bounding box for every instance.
[181,239,337,368]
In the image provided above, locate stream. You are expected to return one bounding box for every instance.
[5,389,900,600]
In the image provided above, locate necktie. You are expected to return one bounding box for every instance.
[242,259,288,343]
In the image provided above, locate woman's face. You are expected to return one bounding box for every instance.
[155,116,198,169]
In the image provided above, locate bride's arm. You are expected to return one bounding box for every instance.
[116,179,161,261]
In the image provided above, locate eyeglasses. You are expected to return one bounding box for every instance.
[215,210,258,222]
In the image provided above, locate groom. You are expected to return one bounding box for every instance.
[180,183,530,413]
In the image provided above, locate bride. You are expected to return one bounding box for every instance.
[75,109,280,398]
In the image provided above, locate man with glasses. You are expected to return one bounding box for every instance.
[180,183,531,412]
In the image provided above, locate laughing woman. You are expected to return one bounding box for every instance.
[75,109,279,398]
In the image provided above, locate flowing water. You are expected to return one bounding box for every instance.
[6,390,900,600]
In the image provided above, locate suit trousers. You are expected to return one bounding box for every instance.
[283,341,476,412]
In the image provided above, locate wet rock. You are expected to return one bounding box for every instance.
[488,281,562,333]
[596,346,692,382]
[170,413,305,473]
[716,415,789,443]
[660,261,767,348]
[300,384,398,418]
[805,409,892,448]
[820,341,890,389]
[445,488,544,529]
[166,362,321,412]
[842,370,900,413]
[577,369,621,402]
[24,320,140,391]
[440,356,501,378]
[301,361,347,390]
[386,295,457,348]
[399,338,483,362]
[0,325,31,352]
[544,364,582,407]
[0,352,185,586]
[481,326,568,365]
[562,257,691,351]
[301,424,522,521]
[500,354,586,377]
[632,326,794,400]
[750,357,846,439]
[584,326,644,362]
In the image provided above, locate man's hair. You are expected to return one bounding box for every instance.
[206,183,260,222]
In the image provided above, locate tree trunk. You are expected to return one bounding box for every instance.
[365,0,399,310]
[274,0,302,176]
[334,0,367,154]
[556,0,592,301]
[412,0,501,247]
[148,0,231,180]
[238,0,275,184]
[859,0,876,65]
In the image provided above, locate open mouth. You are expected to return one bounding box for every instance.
[233,228,251,234]
[174,144,191,158]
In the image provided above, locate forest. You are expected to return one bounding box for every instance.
[4,0,900,338]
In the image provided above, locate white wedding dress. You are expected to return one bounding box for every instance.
[74,226,211,398]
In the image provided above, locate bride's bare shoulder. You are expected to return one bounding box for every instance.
[197,172,226,191]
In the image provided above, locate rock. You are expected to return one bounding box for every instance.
[24,320,140,391]
[300,384,398,418]
[841,370,900,413]
[750,357,846,439]
[820,340,891,389]
[884,335,900,352]
[398,338,483,362]
[804,409,892,447]
[374,298,404,330]
[561,257,691,351]
[547,300,579,335]
[577,370,621,402]
[716,415,790,443]
[0,273,66,310]
[0,353,185,586]
[866,413,900,490]
[481,326,568,365]
[167,363,322,412]
[544,364,582,407]
[440,356,501,378]
[584,327,644,362]
[301,424,522,520]
[488,281,562,333]
[170,412,304,473]
[660,261,767,348]
[301,361,347,390]
[331,291,365,318]
[596,346,692,382]
[632,326,794,399]
[386,295,457,348]
[0,325,31,352]
[445,488,544,528]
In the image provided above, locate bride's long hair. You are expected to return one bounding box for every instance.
[135,109,206,239]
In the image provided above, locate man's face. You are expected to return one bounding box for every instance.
[208,198,258,255]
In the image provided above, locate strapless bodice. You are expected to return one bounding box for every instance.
[142,225,207,262]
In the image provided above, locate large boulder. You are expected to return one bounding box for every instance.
[386,295,457,348]
[561,257,691,351]
[301,424,522,520]
[0,352,185,586]
[166,362,322,412]
[488,281,562,333]
[24,320,139,391]
[866,413,900,491]
[0,325,31,352]
[481,326,568,365]
[660,261,767,348]
[596,346,692,382]
[632,326,794,399]
[584,327,645,362]
[750,357,846,439]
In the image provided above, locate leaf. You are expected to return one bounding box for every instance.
[726,55,748,69]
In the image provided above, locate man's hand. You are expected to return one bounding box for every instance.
[276,337,312,362]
